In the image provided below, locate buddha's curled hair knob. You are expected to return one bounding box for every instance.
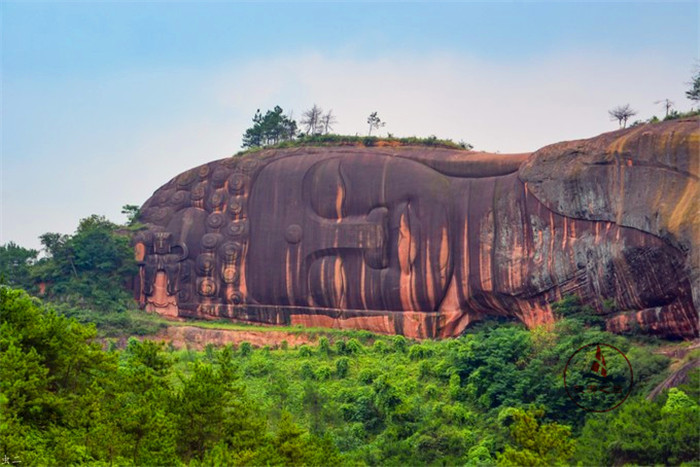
[227,290,244,305]
[197,277,218,297]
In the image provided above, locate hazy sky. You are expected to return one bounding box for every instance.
[2,1,698,251]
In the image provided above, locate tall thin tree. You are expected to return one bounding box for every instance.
[321,110,337,134]
[367,112,385,136]
[301,105,324,135]
[654,99,674,118]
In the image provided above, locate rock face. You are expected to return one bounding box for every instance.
[520,118,699,338]
[134,119,699,339]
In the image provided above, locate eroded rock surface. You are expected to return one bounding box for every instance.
[520,118,699,338]
[134,119,699,338]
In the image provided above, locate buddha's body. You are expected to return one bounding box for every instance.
[134,120,699,338]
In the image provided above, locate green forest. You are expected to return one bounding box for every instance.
[1,216,699,466]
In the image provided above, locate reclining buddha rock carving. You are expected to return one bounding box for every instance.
[134,118,699,339]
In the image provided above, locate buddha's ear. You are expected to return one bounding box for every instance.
[398,151,528,178]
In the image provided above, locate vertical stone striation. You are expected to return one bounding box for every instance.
[134,119,699,339]
[520,118,699,337]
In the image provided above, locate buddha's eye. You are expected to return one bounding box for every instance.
[305,158,346,219]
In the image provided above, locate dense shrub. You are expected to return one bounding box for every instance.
[1,289,693,466]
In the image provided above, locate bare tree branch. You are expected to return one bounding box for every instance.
[321,109,337,135]
[301,104,323,135]
[608,104,637,128]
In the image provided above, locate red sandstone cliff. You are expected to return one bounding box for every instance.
[134,119,699,339]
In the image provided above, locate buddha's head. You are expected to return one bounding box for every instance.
[246,151,453,312]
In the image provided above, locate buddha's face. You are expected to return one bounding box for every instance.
[247,153,453,311]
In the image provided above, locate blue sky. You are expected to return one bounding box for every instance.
[5,3,695,71]
[2,1,698,250]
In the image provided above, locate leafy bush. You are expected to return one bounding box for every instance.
[315,365,333,380]
[32,215,137,311]
[336,357,350,378]
[300,362,316,380]
[552,294,605,328]
[298,344,313,357]
[577,392,700,466]
[392,335,408,353]
[0,242,38,292]
[318,336,332,355]
[239,341,252,356]
[345,338,363,355]
[373,339,389,354]
[497,407,576,466]
[409,344,434,360]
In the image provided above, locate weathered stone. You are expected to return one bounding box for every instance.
[520,118,699,338]
[134,119,699,338]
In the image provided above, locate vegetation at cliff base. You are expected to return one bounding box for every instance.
[0,214,169,338]
[0,287,338,466]
[3,214,136,311]
[1,286,698,466]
